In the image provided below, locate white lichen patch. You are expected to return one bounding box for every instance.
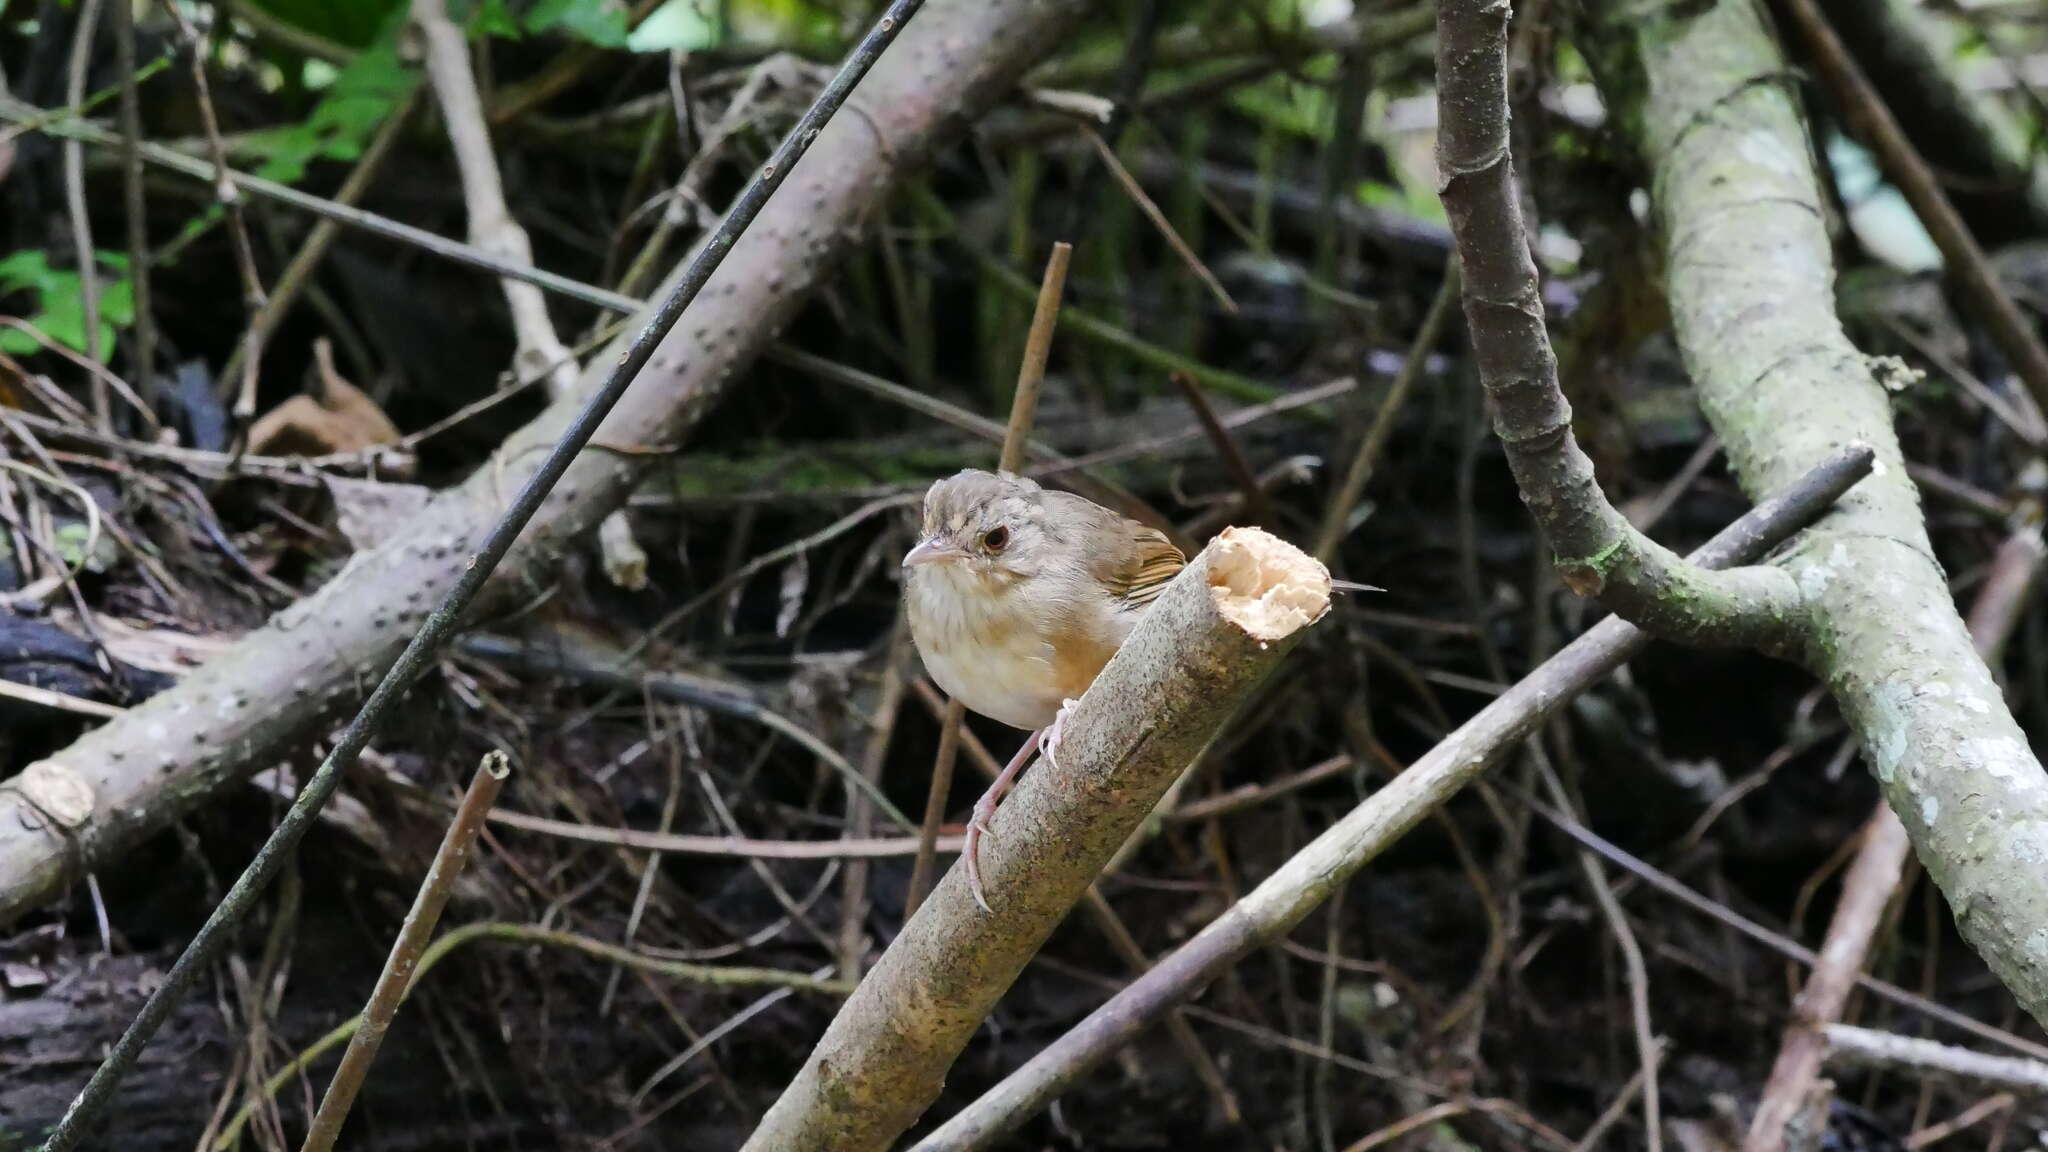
[1921,794,1939,826]
[1737,129,1801,180]
[1965,736,2031,781]
[1207,527,1333,641]
[1868,685,1911,783]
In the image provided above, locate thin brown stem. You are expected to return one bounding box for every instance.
[113,0,152,403]
[1171,370,1269,524]
[220,88,421,393]
[299,752,510,1152]
[162,4,269,418]
[1314,258,1459,562]
[62,0,108,428]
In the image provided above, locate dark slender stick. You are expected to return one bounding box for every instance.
[1314,258,1459,562]
[1171,370,1269,525]
[161,2,270,419]
[34,4,926,1145]
[1056,0,1161,246]
[300,752,510,1152]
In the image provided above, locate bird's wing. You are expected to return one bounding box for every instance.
[1106,524,1186,607]
[1045,489,1187,608]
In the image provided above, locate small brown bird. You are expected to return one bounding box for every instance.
[903,469,1185,910]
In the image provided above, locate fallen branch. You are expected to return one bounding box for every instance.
[741,527,1333,1152]
[909,444,1872,1150]
[21,1,1100,1143]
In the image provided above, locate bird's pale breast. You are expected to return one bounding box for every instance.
[906,563,1115,731]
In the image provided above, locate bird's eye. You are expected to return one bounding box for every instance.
[982,526,1010,552]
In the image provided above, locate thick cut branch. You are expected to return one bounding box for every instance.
[1580,0,2048,1026]
[740,528,1331,1152]
[1433,0,1798,650]
[0,0,1093,927]
[911,447,1873,1151]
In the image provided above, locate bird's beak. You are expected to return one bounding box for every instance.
[903,537,968,568]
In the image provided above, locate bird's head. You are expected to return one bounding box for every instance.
[902,469,1050,587]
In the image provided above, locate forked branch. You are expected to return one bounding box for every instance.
[1435,0,1800,650]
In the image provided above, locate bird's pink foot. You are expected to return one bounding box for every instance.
[963,726,1043,913]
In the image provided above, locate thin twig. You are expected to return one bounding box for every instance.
[841,632,908,979]
[1171,370,1269,524]
[0,676,123,719]
[1536,753,1660,1152]
[112,0,153,403]
[299,752,510,1152]
[36,5,928,1144]
[220,89,422,393]
[1083,127,1236,313]
[1824,1024,2048,1094]
[487,806,960,858]
[1904,1094,2014,1150]
[411,0,648,587]
[61,0,109,428]
[161,4,270,419]
[908,241,1071,915]
[209,920,849,1151]
[0,93,644,316]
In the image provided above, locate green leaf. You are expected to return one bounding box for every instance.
[626,0,720,52]
[525,0,630,46]
[0,249,139,355]
[245,23,415,184]
[473,0,523,38]
[241,0,407,50]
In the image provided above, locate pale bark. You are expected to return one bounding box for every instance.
[739,528,1331,1152]
[0,0,1092,926]
[1580,0,2048,1025]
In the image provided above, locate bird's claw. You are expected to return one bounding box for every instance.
[964,822,993,912]
[1042,698,1081,770]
